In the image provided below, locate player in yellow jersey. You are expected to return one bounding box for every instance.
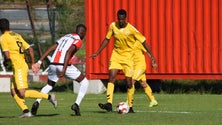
[0,18,57,118]
[131,40,158,108]
[90,9,157,113]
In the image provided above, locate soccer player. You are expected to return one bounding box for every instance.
[31,24,89,116]
[0,18,57,118]
[131,40,158,108]
[90,9,157,113]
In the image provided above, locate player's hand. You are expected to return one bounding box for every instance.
[58,70,65,78]
[32,63,41,74]
[151,58,158,69]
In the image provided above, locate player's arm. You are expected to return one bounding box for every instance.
[27,46,39,73]
[27,46,35,64]
[59,44,77,77]
[142,41,158,69]
[33,43,58,73]
[90,38,109,58]
[38,43,58,63]
[2,51,10,67]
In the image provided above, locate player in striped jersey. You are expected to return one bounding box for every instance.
[31,24,88,116]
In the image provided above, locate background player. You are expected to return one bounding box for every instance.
[130,40,158,109]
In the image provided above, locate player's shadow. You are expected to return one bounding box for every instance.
[93,110,115,114]
[34,113,59,117]
[0,116,16,118]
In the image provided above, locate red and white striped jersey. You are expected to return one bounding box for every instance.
[51,33,82,64]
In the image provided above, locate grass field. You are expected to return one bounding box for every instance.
[0,92,222,125]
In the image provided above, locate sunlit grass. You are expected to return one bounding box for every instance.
[0,92,222,125]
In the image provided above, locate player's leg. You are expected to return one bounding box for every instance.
[11,82,31,118]
[15,66,57,116]
[65,65,89,116]
[71,74,89,116]
[15,66,51,100]
[126,76,135,113]
[98,69,119,112]
[141,81,158,107]
[36,80,55,103]
[31,65,58,115]
[13,67,34,117]
[122,56,134,113]
[98,52,122,112]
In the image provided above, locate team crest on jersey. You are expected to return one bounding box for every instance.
[125,30,130,35]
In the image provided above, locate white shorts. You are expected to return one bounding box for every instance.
[48,64,81,82]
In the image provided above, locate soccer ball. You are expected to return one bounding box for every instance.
[116,102,129,114]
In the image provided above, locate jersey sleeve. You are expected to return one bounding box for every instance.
[0,36,9,51]
[73,39,82,49]
[105,22,115,39]
[19,35,30,49]
[134,29,146,43]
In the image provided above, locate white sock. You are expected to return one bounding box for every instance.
[36,84,53,103]
[75,78,89,106]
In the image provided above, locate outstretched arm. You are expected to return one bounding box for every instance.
[38,43,58,62]
[32,43,58,73]
[90,38,109,58]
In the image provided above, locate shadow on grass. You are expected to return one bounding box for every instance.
[0,116,16,118]
[34,113,59,117]
[30,81,73,92]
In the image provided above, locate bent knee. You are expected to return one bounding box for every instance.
[140,82,148,88]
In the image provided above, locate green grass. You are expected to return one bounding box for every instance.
[0,92,222,125]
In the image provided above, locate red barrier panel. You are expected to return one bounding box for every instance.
[85,0,222,80]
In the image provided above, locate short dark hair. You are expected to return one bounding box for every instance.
[0,18,10,33]
[76,24,87,32]
[117,9,127,17]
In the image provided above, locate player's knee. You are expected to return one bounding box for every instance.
[76,74,85,83]
[140,80,148,88]
[18,92,25,98]
[48,80,56,87]
[140,82,147,88]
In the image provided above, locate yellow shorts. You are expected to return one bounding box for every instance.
[109,50,133,77]
[132,50,147,81]
[11,64,29,89]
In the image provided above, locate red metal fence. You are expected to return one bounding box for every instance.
[85,0,222,80]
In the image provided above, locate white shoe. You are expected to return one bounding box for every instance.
[19,112,32,118]
[49,94,57,108]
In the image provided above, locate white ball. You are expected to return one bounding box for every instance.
[116,102,129,114]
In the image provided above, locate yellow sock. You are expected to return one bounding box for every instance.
[13,94,28,111]
[127,85,135,107]
[144,85,155,101]
[106,82,114,104]
[25,90,48,99]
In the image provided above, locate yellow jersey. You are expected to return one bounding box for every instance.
[0,31,30,68]
[106,22,146,54]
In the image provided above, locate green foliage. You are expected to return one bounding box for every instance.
[53,0,85,36]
